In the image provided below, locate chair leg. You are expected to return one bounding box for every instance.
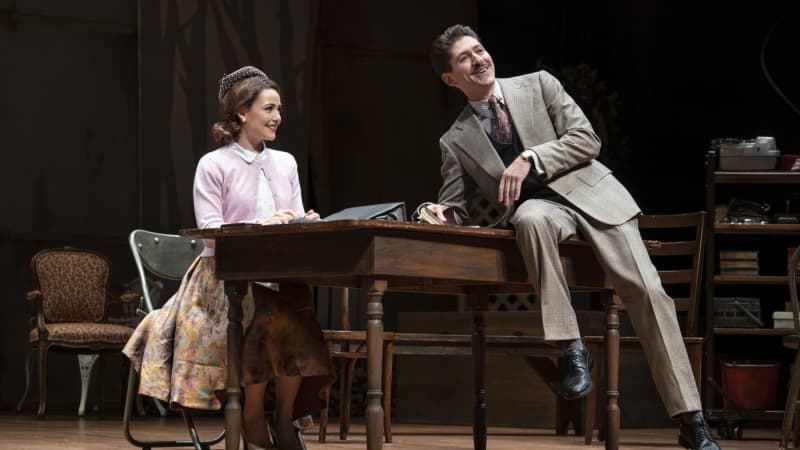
[687,342,703,391]
[153,398,168,416]
[554,396,571,436]
[122,364,138,446]
[318,342,333,443]
[123,363,226,449]
[77,354,99,416]
[337,358,347,440]
[781,352,800,449]
[584,342,600,444]
[17,348,35,412]
[318,383,330,443]
[296,427,308,450]
[382,341,394,443]
[37,343,48,417]
[181,409,205,450]
[339,358,357,440]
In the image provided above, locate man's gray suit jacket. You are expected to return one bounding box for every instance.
[436,70,641,226]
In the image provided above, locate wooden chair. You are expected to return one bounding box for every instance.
[319,288,395,444]
[582,212,706,444]
[24,247,138,417]
[780,246,800,449]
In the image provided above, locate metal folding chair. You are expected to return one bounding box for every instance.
[122,229,225,450]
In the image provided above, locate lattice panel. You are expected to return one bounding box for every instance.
[490,293,537,311]
[470,195,503,227]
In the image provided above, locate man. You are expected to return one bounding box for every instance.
[426,24,719,450]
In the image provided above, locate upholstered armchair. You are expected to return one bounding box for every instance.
[25,247,137,417]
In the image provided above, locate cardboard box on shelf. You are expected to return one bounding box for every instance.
[773,311,795,329]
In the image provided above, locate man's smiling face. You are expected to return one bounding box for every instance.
[441,36,495,100]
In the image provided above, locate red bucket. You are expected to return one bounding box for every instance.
[721,361,779,410]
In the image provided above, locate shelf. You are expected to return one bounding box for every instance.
[714,171,800,184]
[714,327,794,336]
[714,224,800,235]
[704,153,799,408]
[714,275,788,285]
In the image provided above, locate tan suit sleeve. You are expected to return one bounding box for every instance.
[436,138,472,225]
[530,71,602,180]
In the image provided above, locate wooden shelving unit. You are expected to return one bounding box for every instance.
[703,151,800,437]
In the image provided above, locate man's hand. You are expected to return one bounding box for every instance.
[499,155,532,206]
[259,209,297,225]
[304,209,321,220]
[425,204,450,223]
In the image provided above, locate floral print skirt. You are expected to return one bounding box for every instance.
[123,256,334,417]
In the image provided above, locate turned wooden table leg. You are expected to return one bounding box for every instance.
[224,281,246,450]
[363,278,388,450]
[468,286,489,450]
[604,300,620,450]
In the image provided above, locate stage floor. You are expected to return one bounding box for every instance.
[0,413,780,449]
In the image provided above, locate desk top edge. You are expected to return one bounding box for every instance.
[180,219,517,240]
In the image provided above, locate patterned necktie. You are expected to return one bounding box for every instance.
[488,96,512,144]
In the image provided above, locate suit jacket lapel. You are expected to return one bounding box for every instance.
[451,106,505,181]
[499,77,536,148]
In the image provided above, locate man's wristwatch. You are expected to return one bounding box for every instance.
[520,149,536,164]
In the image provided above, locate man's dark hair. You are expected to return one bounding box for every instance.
[430,24,481,77]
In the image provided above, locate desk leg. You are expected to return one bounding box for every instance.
[604,300,620,450]
[363,278,387,450]
[468,286,489,450]
[224,281,246,450]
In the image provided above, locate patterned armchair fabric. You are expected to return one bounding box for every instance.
[28,323,133,347]
[25,247,135,416]
[33,250,109,323]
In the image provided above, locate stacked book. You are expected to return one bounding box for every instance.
[719,250,759,275]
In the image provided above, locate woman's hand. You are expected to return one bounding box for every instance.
[259,209,297,225]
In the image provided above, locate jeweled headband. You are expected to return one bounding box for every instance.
[217,66,269,102]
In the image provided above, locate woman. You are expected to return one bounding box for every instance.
[124,66,334,450]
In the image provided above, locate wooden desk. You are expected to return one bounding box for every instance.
[182,220,620,450]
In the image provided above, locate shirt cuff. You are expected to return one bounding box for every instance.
[528,149,547,178]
